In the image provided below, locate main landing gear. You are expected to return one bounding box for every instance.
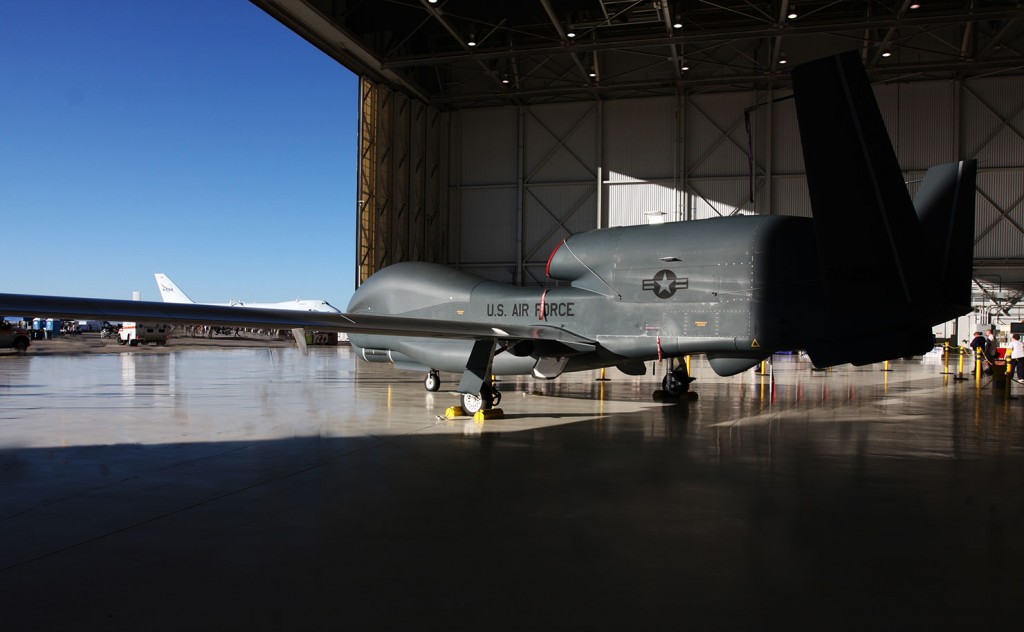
[661,358,696,397]
[460,379,501,415]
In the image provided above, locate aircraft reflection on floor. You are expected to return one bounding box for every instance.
[0,346,1021,450]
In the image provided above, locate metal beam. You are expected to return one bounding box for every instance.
[381,8,1024,69]
[538,0,592,83]
[870,0,914,66]
[251,0,430,102]
[431,57,1024,105]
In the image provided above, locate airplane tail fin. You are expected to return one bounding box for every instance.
[913,160,977,314]
[792,52,976,366]
[791,51,938,311]
[154,274,195,304]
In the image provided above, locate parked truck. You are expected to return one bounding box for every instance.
[0,322,31,353]
[118,322,173,346]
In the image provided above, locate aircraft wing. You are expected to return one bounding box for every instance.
[0,293,595,348]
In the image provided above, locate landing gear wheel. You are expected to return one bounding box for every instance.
[424,371,440,392]
[461,393,484,415]
[662,374,685,396]
[661,359,695,397]
[462,380,496,415]
[129,339,139,347]
[13,338,28,353]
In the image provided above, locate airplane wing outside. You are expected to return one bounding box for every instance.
[0,292,595,348]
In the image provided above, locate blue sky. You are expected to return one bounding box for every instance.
[0,1,357,308]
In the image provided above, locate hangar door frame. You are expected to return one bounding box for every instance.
[356,76,448,286]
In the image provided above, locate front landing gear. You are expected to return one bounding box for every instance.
[424,370,440,392]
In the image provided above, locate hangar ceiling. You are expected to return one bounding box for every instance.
[255,0,1024,107]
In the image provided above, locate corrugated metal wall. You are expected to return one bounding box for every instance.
[450,103,598,284]
[963,76,1024,259]
[437,76,1024,283]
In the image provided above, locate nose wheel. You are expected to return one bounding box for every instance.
[424,370,441,392]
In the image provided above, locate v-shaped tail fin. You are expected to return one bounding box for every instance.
[792,52,938,310]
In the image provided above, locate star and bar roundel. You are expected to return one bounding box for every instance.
[642,270,688,299]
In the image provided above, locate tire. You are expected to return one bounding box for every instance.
[117,338,127,346]
[424,372,440,392]
[129,339,139,347]
[13,337,29,353]
[662,374,684,396]
[491,390,502,407]
[461,393,484,415]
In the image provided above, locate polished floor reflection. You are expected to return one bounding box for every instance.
[1,346,1023,629]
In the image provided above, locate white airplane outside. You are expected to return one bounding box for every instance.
[154,273,341,313]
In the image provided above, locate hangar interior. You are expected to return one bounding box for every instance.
[254,0,1024,324]
[7,4,1024,628]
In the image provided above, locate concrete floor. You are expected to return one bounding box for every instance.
[1,343,1023,630]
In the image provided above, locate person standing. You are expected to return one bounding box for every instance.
[984,329,999,375]
[1010,333,1024,384]
[969,331,986,373]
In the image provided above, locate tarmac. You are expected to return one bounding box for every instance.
[2,336,1024,630]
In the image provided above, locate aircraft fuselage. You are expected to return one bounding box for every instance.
[349,215,825,378]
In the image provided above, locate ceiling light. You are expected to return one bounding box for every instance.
[787,5,798,19]
[673,14,683,29]
[467,33,476,47]
[428,0,438,3]
[588,67,597,78]
[501,74,510,84]
[779,52,788,65]
[567,23,576,38]
[680,60,690,71]
[910,3,921,8]
[881,49,892,58]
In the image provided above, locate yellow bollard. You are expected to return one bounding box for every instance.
[881,359,892,372]
[940,342,953,375]
[596,367,610,382]
[954,346,967,381]
[1002,358,1014,397]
